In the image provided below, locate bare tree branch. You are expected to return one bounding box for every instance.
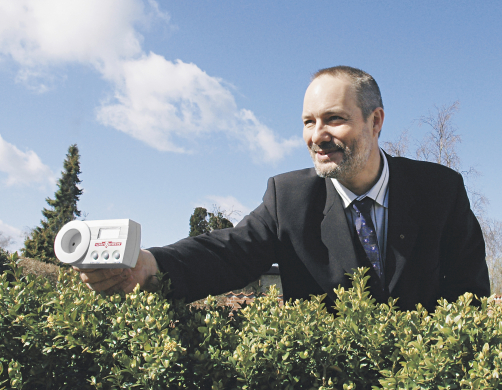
[477,216,502,294]
[407,100,501,293]
[416,101,461,171]
[382,129,411,157]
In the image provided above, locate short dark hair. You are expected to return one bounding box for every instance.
[312,66,383,121]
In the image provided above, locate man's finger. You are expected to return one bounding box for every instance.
[78,268,129,284]
[104,278,137,295]
[73,266,97,272]
[86,271,130,292]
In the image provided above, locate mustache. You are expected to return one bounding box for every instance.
[310,141,345,153]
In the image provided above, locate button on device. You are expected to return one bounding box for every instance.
[91,251,99,260]
[102,251,110,260]
[113,250,121,260]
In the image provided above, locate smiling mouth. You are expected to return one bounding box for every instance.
[316,149,340,155]
[311,141,344,153]
[314,149,343,163]
[310,142,345,162]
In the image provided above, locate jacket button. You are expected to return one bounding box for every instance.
[400,234,405,239]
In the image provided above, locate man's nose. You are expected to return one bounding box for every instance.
[311,122,332,145]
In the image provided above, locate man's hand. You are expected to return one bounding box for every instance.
[74,249,159,294]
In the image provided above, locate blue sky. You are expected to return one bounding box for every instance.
[1,0,501,253]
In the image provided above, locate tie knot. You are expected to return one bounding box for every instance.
[352,197,374,214]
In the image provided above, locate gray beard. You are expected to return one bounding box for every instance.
[309,138,370,181]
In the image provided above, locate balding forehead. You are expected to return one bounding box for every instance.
[305,74,355,100]
[302,75,361,120]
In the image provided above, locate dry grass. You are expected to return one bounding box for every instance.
[18,257,62,286]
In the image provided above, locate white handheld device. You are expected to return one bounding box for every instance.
[54,219,141,268]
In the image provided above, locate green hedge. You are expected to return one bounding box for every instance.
[1,252,501,389]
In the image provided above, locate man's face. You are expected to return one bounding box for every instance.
[302,75,378,181]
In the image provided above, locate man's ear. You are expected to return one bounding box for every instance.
[372,107,385,137]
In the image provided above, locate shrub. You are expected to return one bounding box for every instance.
[1,252,501,389]
[0,248,9,276]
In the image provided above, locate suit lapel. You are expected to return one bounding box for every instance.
[292,177,360,301]
[320,179,364,274]
[385,155,420,293]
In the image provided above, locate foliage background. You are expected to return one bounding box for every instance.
[1,253,502,389]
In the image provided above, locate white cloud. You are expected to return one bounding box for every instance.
[0,220,25,253]
[0,134,56,187]
[237,109,304,163]
[0,0,302,163]
[145,0,170,23]
[0,0,144,72]
[97,54,303,162]
[97,54,238,153]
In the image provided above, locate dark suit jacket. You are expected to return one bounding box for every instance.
[149,155,490,312]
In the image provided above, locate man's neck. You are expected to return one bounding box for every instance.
[338,149,384,196]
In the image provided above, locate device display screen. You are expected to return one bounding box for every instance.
[98,228,121,239]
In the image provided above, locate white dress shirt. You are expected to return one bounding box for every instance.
[330,148,390,265]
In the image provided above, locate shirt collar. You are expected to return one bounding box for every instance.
[331,148,390,209]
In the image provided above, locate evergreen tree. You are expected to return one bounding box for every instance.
[189,206,233,237]
[189,207,210,237]
[22,144,83,263]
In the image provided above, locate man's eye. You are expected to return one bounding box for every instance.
[304,120,314,126]
[328,115,343,121]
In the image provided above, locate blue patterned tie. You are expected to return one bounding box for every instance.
[352,198,383,282]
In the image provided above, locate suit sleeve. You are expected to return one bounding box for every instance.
[147,177,281,302]
[440,174,490,301]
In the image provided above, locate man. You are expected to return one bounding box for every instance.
[76,66,490,312]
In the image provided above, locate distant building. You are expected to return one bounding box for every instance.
[239,263,282,295]
[223,264,282,310]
